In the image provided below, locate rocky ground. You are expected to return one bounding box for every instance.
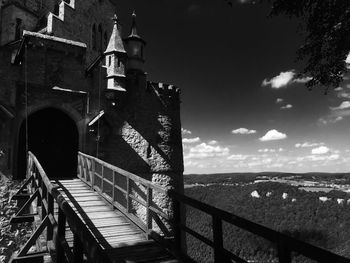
[0,173,33,263]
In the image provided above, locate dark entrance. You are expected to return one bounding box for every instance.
[17,108,79,179]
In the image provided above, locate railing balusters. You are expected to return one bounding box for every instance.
[126,177,130,213]
[212,215,225,262]
[73,233,84,263]
[91,157,95,190]
[146,187,152,231]
[56,207,66,263]
[112,171,115,207]
[101,165,104,194]
[47,193,54,240]
[278,243,292,263]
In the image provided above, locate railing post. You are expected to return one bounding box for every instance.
[126,177,131,213]
[41,182,46,219]
[47,193,54,240]
[146,187,152,231]
[277,243,292,263]
[173,194,182,253]
[112,171,115,207]
[56,207,66,263]
[73,233,84,263]
[213,215,225,262]
[101,165,104,193]
[91,158,95,190]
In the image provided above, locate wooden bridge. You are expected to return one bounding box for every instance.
[9,152,350,263]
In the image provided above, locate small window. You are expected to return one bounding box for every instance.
[109,56,111,66]
[15,18,22,40]
[117,58,121,67]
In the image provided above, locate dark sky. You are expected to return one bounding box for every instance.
[115,0,350,174]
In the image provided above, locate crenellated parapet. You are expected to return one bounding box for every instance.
[47,0,75,36]
[147,81,181,108]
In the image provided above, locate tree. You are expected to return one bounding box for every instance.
[226,0,350,91]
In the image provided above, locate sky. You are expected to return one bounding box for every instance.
[115,0,350,174]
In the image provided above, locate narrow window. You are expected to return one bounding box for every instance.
[54,3,59,15]
[109,56,111,66]
[98,24,102,52]
[104,32,108,49]
[15,18,22,40]
[92,24,96,50]
[117,58,121,67]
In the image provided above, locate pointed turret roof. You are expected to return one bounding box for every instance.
[125,11,146,44]
[105,14,126,55]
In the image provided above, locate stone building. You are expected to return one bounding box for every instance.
[0,0,184,209]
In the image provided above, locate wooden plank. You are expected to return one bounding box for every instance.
[66,200,108,207]
[70,206,111,213]
[10,252,46,263]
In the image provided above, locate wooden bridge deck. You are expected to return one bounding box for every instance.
[53,178,178,262]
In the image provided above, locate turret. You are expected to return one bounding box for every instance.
[104,14,127,94]
[124,11,146,73]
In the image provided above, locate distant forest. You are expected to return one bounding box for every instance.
[184,180,350,262]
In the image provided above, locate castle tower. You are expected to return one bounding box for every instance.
[124,11,146,73]
[104,14,127,93]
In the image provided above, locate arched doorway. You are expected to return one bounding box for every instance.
[17,108,79,179]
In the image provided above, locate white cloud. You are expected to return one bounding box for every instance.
[295,142,324,148]
[186,143,230,159]
[227,154,249,160]
[262,71,295,89]
[181,128,192,135]
[258,148,275,153]
[330,101,350,110]
[281,104,293,110]
[276,98,284,104]
[262,70,311,89]
[259,129,287,141]
[208,140,217,145]
[335,87,343,91]
[337,92,350,99]
[346,52,350,64]
[311,146,330,155]
[182,137,200,144]
[318,116,344,125]
[232,128,257,135]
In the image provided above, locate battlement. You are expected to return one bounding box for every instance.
[47,0,75,36]
[148,81,181,100]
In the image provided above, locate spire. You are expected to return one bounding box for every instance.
[128,11,140,39]
[124,11,146,73]
[126,11,145,43]
[105,14,126,55]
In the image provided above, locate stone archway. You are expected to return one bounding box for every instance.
[17,108,79,179]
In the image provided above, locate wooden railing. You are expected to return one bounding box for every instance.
[11,152,113,263]
[170,191,350,263]
[77,152,172,239]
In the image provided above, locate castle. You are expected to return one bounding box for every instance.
[0,0,184,200]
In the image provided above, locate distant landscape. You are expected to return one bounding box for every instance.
[184,172,350,262]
